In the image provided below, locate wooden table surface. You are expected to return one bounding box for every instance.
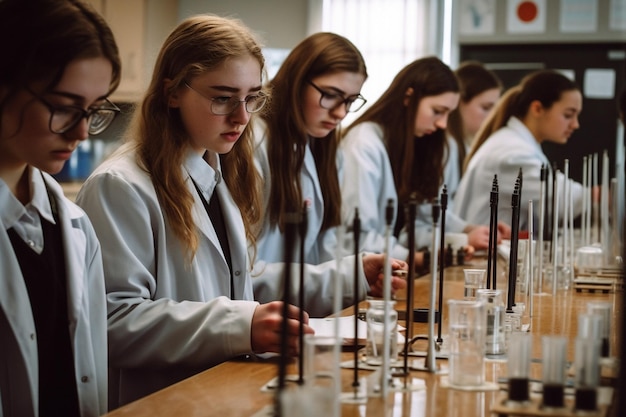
[104,258,623,417]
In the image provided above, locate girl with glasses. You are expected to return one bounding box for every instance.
[251,32,407,317]
[0,0,120,415]
[76,15,315,408]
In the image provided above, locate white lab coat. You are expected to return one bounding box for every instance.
[76,144,259,408]
[443,135,462,202]
[453,117,583,230]
[0,170,107,417]
[340,122,470,255]
[252,120,338,264]
[250,120,370,316]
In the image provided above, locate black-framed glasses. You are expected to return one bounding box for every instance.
[307,80,366,113]
[27,88,120,135]
[184,82,267,115]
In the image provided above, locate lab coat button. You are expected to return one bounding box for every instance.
[81,376,89,383]
[234,270,240,276]
[30,333,35,340]
[27,240,35,247]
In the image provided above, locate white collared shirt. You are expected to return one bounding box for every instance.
[0,166,55,254]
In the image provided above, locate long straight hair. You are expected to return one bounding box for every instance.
[128,15,266,260]
[261,32,367,231]
[465,70,579,171]
[447,61,502,173]
[345,56,458,204]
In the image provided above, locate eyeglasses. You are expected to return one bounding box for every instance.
[184,82,267,115]
[307,80,366,113]
[27,88,120,135]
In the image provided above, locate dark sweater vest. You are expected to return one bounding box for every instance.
[7,213,80,417]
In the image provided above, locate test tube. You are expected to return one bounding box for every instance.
[586,301,612,357]
[477,289,506,355]
[507,332,532,403]
[574,314,602,412]
[541,335,567,409]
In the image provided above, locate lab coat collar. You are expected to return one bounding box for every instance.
[183,148,234,271]
[183,149,222,196]
[0,166,55,230]
[507,117,544,154]
[30,166,56,224]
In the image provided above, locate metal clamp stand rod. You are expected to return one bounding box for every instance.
[425,200,440,372]
[549,162,557,263]
[551,173,561,296]
[528,200,534,323]
[487,175,499,289]
[297,203,307,384]
[276,213,299,415]
[402,198,417,378]
[537,165,546,293]
[352,209,361,392]
[581,157,588,246]
[381,199,394,399]
[437,186,447,344]
[506,179,521,313]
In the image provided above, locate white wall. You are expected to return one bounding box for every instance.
[178,0,309,48]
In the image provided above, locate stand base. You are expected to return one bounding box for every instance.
[260,374,301,392]
[491,392,609,416]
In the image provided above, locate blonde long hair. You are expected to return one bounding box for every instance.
[127,14,266,261]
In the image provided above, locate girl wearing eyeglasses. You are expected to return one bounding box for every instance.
[0,0,120,415]
[251,33,407,316]
[76,15,318,407]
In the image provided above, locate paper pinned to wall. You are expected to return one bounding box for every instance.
[584,69,616,99]
[506,0,546,33]
[559,0,598,33]
[459,0,496,35]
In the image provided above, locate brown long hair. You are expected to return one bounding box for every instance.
[128,14,266,260]
[447,61,502,173]
[261,32,367,231]
[465,70,579,171]
[0,0,121,128]
[344,57,458,205]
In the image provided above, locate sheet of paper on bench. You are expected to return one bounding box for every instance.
[309,315,404,345]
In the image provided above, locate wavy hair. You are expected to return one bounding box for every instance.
[127,14,266,260]
[345,56,458,204]
[261,32,367,231]
[465,70,579,171]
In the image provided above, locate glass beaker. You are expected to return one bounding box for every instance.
[447,299,486,387]
[477,289,506,355]
[463,269,486,299]
[365,300,398,365]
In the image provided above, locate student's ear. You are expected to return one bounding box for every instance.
[403,87,414,106]
[528,99,544,117]
[163,78,180,108]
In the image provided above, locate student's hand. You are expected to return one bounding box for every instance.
[250,301,314,356]
[362,254,408,297]
[465,225,491,250]
[411,251,425,270]
[497,221,511,240]
[463,245,475,261]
